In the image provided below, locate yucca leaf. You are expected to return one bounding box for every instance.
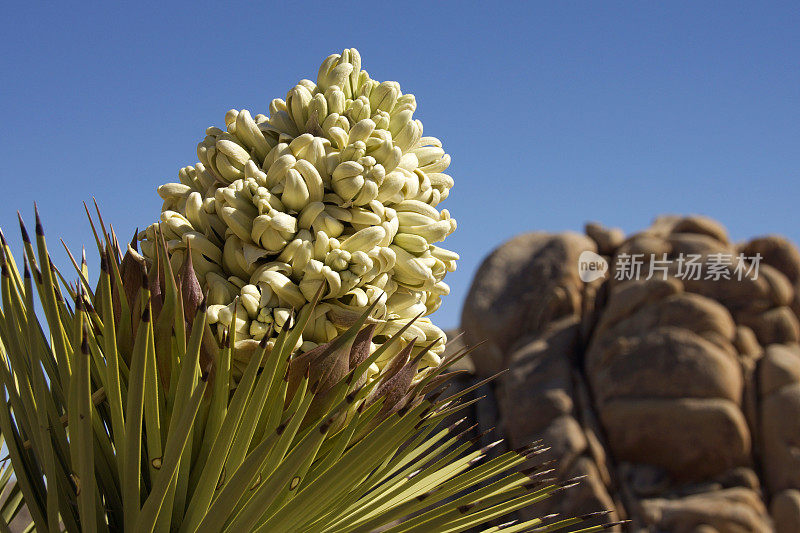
[325,430,482,531]
[151,229,184,390]
[137,377,207,532]
[0,480,24,527]
[27,309,62,531]
[0,384,47,530]
[156,241,196,530]
[60,239,96,303]
[19,263,80,530]
[381,479,553,533]
[137,278,164,487]
[69,325,99,533]
[192,322,229,474]
[98,253,127,478]
[345,448,532,533]
[122,303,153,530]
[249,323,291,445]
[0,230,24,295]
[31,208,73,386]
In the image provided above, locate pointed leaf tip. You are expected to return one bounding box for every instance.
[446,416,468,433]
[34,203,43,236]
[468,427,493,446]
[75,291,86,311]
[17,212,29,243]
[480,438,503,454]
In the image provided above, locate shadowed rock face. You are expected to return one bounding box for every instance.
[460,215,800,532]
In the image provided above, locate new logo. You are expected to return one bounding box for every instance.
[578,250,608,283]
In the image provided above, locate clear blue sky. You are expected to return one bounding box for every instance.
[2,2,798,330]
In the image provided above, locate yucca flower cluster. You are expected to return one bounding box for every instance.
[141,48,457,379]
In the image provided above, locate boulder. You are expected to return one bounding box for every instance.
[613,234,671,265]
[683,274,774,316]
[585,222,624,256]
[737,306,800,345]
[533,415,588,475]
[742,236,800,318]
[605,292,735,346]
[761,383,800,494]
[588,291,739,381]
[592,278,683,340]
[741,235,800,285]
[759,344,800,397]
[670,215,730,244]
[760,264,794,307]
[461,232,594,376]
[734,325,761,358]
[589,327,742,406]
[640,487,772,533]
[600,398,750,481]
[771,489,800,533]
[620,462,670,497]
[499,318,578,441]
[715,466,761,491]
[666,232,733,257]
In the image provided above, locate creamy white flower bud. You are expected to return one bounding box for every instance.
[206,304,226,324]
[240,284,261,317]
[233,109,271,162]
[349,118,375,143]
[252,270,306,309]
[157,183,192,200]
[324,86,346,115]
[287,84,313,129]
[207,272,239,306]
[369,81,401,113]
[317,56,354,92]
[249,320,269,340]
[393,233,429,254]
[339,226,385,253]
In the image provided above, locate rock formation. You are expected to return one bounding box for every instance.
[460,215,800,532]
